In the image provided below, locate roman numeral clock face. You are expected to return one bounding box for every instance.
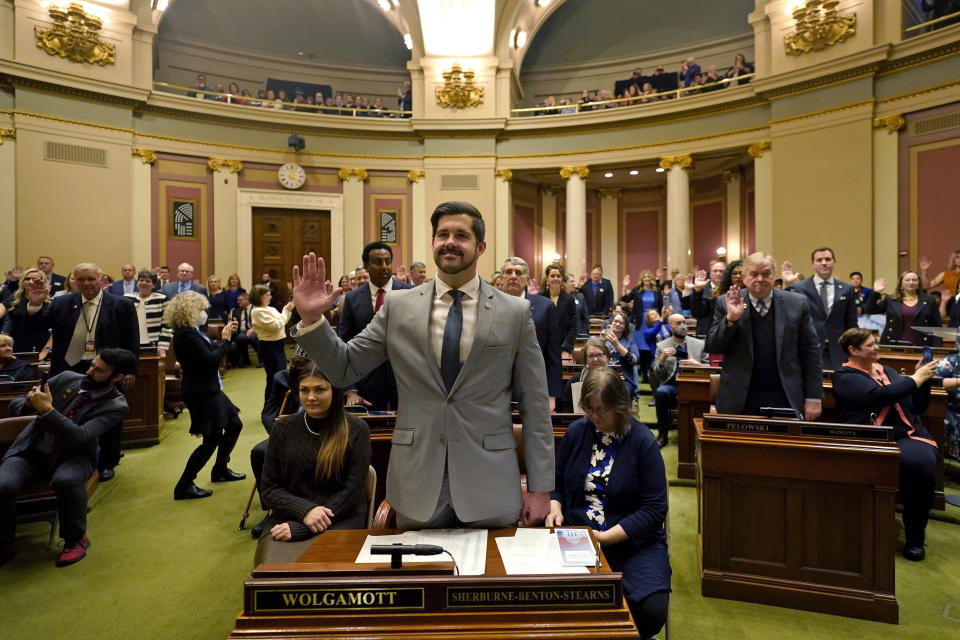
[278,163,306,189]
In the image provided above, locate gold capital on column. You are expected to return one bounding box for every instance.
[0,128,14,144]
[873,115,905,134]
[658,154,692,170]
[207,157,243,173]
[407,169,425,183]
[747,141,772,158]
[495,168,513,182]
[721,168,742,183]
[598,188,621,199]
[560,166,589,180]
[132,148,157,165]
[338,168,368,182]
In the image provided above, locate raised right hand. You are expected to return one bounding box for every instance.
[693,269,708,291]
[781,260,799,287]
[293,253,341,326]
[918,256,932,272]
[873,278,886,294]
[725,286,745,322]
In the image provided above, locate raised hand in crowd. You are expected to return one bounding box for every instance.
[292,253,341,325]
[662,304,673,317]
[397,265,408,282]
[873,277,886,295]
[578,271,588,287]
[654,266,663,282]
[622,273,631,294]
[693,269,708,291]
[918,256,932,273]
[780,260,799,287]
[725,286,745,322]
[683,273,695,293]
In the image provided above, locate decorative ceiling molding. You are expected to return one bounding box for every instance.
[658,154,692,170]
[208,157,243,172]
[747,141,772,158]
[338,167,368,181]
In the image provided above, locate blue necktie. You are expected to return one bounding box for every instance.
[441,290,465,393]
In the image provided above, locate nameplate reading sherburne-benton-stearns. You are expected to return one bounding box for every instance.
[446,584,617,609]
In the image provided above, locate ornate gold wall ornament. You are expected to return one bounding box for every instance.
[747,141,772,158]
[495,169,513,182]
[435,64,484,109]
[784,0,857,57]
[132,148,157,164]
[721,168,742,183]
[35,3,116,66]
[338,168,368,181]
[407,169,425,183]
[0,128,14,145]
[207,158,243,173]
[658,155,693,170]
[559,166,590,180]
[598,188,622,199]
[873,115,905,133]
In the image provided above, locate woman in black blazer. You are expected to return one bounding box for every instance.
[546,367,670,639]
[540,264,578,357]
[832,328,939,561]
[866,270,942,346]
[1,267,52,354]
[165,291,246,500]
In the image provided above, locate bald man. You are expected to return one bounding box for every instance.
[160,263,207,298]
[649,314,707,448]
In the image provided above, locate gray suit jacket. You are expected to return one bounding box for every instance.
[293,278,555,522]
[649,335,707,388]
[706,289,822,414]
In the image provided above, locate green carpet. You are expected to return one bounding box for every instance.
[2,368,959,639]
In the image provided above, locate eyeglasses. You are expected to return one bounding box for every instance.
[584,405,611,417]
[585,353,607,361]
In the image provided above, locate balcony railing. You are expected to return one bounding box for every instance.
[510,73,756,118]
[903,4,960,38]
[152,82,413,118]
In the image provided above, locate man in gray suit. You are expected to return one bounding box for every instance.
[291,201,554,529]
[159,262,207,299]
[649,313,707,447]
[706,252,823,421]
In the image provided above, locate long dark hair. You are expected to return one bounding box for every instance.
[297,363,350,480]
[712,260,744,299]
[542,263,564,296]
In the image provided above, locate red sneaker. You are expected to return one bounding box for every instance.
[56,535,90,567]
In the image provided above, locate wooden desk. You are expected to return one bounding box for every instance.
[676,367,948,509]
[563,363,621,381]
[231,528,638,639]
[122,353,164,445]
[697,415,900,623]
[0,380,40,420]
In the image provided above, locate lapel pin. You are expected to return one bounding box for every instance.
[484,302,492,309]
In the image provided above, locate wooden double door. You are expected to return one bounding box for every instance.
[252,207,331,303]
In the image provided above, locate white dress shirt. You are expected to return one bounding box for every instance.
[812,275,835,312]
[430,276,480,367]
[747,292,773,315]
[368,279,393,312]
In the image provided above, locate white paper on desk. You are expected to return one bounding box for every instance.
[496,531,590,575]
[354,529,488,576]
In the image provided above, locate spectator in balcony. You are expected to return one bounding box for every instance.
[625,84,641,106]
[578,90,595,112]
[371,97,386,117]
[293,91,309,112]
[398,81,412,115]
[641,82,659,103]
[253,89,266,105]
[682,56,701,87]
[333,93,345,115]
[726,53,754,85]
[650,65,670,93]
[314,92,325,111]
[277,90,290,110]
[344,94,356,115]
[212,83,226,102]
[241,89,258,106]
[559,98,576,115]
[701,66,723,92]
[262,89,280,109]
[598,89,616,108]
[922,1,960,29]
[542,96,558,115]
[187,73,210,99]
[305,95,315,111]
[227,82,242,104]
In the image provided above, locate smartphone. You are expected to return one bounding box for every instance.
[37,370,50,387]
[922,346,933,365]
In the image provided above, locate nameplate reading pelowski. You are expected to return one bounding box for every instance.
[252,587,424,613]
[446,584,617,609]
[704,419,790,434]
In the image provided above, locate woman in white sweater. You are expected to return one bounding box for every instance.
[249,283,294,401]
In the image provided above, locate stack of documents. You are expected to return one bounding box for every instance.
[355,529,488,576]
[495,529,591,575]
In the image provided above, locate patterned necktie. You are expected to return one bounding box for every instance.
[375,288,385,312]
[754,298,767,317]
[820,280,830,313]
[440,290,465,393]
[51,391,91,470]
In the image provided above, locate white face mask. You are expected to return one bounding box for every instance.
[196,311,208,327]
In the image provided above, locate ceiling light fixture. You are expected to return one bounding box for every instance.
[629,170,638,175]
[377,0,391,11]
[515,30,527,48]
[716,247,727,256]
[604,172,613,178]
[656,167,665,173]
[536,0,553,7]
[403,33,413,49]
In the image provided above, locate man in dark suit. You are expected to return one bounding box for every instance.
[228,292,259,368]
[686,259,726,337]
[781,247,858,370]
[0,348,137,567]
[107,264,138,296]
[706,252,823,420]
[336,241,413,409]
[48,264,140,481]
[502,257,562,411]
[580,264,614,316]
[159,262,207,299]
[37,256,66,296]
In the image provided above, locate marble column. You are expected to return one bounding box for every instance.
[749,141,773,252]
[873,116,904,281]
[0,128,16,264]
[494,169,513,269]
[540,185,558,272]
[408,170,427,265]
[130,148,156,271]
[598,188,621,292]
[211,161,240,278]
[339,168,368,277]
[660,155,692,273]
[561,166,589,279]
[722,168,742,261]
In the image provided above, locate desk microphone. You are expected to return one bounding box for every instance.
[370,544,444,556]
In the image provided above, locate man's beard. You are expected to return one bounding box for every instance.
[434,246,478,275]
[81,374,113,391]
[673,326,687,339]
